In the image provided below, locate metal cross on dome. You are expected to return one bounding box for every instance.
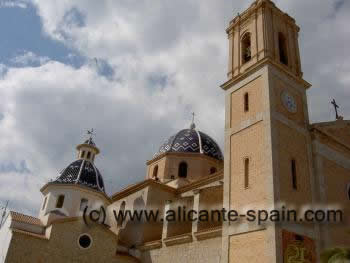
[190,112,196,129]
[87,128,96,139]
[331,99,341,120]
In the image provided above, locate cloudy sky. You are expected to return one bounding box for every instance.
[0,0,348,216]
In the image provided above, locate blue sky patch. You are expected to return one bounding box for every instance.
[0,3,85,68]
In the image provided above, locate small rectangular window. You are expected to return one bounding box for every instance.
[244,93,249,112]
[291,159,297,190]
[56,195,65,208]
[244,158,250,189]
[80,198,88,211]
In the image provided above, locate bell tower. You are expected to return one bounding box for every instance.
[221,0,319,262]
[226,0,303,82]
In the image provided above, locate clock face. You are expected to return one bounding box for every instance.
[281,90,297,113]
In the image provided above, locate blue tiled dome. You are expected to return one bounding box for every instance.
[155,127,223,160]
[51,159,105,193]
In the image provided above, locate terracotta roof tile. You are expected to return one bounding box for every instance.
[10,211,43,226]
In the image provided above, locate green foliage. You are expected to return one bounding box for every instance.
[321,248,350,263]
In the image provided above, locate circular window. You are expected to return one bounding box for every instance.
[78,234,92,249]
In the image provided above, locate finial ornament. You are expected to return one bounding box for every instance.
[87,128,95,139]
[190,112,196,129]
[331,99,343,120]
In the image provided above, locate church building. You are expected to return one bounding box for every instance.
[0,0,349,262]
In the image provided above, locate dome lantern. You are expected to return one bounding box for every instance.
[76,129,100,163]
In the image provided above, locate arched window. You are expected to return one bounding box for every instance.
[80,198,88,211]
[242,33,252,64]
[56,195,65,208]
[244,158,250,189]
[278,32,288,65]
[347,183,350,200]
[178,162,188,178]
[80,151,85,158]
[117,201,126,227]
[210,167,217,174]
[152,165,159,179]
[244,93,249,112]
[87,151,91,159]
[291,159,297,190]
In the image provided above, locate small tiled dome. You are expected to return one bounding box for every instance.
[51,159,105,193]
[154,126,223,160]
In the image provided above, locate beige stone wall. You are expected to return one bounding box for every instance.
[230,121,267,211]
[143,186,175,242]
[108,187,149,232]
[276,121,312,206]
[165,154,221,181]
[166,197,194,238]
[147,153,222,183]
[229,229,274,263]
[141,237,222,263]
[198,186,223,231]
[5,220,128,263]
[109,184,177,245]
[322,158,350,247]
[326,126,350,147]
[313,129,350,160]
[109,187,150,246]
[230,76,263,129]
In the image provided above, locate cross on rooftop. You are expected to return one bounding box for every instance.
[190,112,196,129]
[331,99,342,120]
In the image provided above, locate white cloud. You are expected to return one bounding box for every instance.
[10,51,50,66]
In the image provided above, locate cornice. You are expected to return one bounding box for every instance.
[111,179,176,201]
[176,171,223,194]
[220,58,311,91]
[40,183,111,203]
[226,0,299,34]
[310,125,350,152]
[146,151,223,165]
